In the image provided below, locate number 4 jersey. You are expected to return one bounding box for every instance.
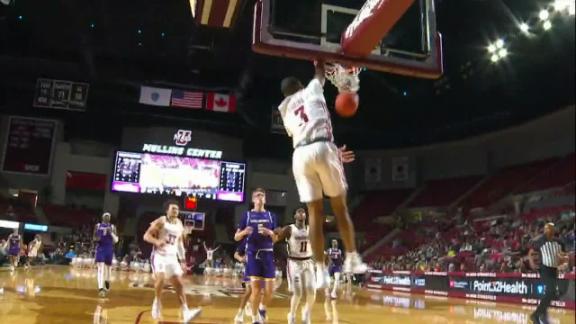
[278,78,334,148]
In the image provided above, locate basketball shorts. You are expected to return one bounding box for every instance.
[287,259,315,292]
[28,250,38,258]
[95,248,114,266]
[292,141,348,203]
[151,252,183,278]
[245,250,275,280]
[8,247,19,257]
[329,264,342,277]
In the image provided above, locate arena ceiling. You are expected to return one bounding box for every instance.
[0,0,574,156]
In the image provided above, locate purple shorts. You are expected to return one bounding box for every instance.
[95,248,114,265]
[8,248,19,257]
[329,265,342,276]
[245,250,275,280]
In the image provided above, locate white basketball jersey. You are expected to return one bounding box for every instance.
[287,224,312,258]
[206,250,214,260]
[278,79,334,148]
[154,216,183,257]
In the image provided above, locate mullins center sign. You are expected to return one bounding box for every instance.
[141,129,223,159]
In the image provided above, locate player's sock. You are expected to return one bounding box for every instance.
[96,263,104,290]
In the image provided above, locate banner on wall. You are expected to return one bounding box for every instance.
[33,78,89,111]
[364,158,382,183]
[1,116,57,175]
[392,156,409,182]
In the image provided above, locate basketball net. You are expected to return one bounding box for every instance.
[324,63,363,93]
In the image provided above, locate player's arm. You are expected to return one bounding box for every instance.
[338,144,355,164]
[143,217,165,248]
[234,252,246,263]
[111,225,119,244]
[314,59,326,86]
[92,224,100,242]
[177,229,187,263]
[234,214,253,241]
[528,248,538,270]
[275,225,292,242]
[214,245,221,252]
[203,241,208,251]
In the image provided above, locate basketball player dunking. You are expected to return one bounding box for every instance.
[93,212,118,297]
[234,188,278,324]
[233,238,252,323]
[326,239,343,299]
[143,199,201,322]
[276,208,315,324]
[278,60,367,288]
[6,229,22,272]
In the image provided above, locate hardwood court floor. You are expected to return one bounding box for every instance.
[0,265,573,324]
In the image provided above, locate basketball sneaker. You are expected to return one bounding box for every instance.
[151,298,162,320]
[287,312,296,324]
[330,290,338,299]
[343,252,367,274]
[105,281,110,291]
[244,302,252,316]
[234,311,244,323]
[98,289,107,298]
[182,307,202,323]
[258,307,267,322]
[301,305,311,324]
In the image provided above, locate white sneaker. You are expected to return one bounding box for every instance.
[343,253,368,274]
[234,312,244,323]
[287,312,295,324]
[182,307,201,323]
[315,265,328,289]
[151,298,162,320]
[301,306,311,324]
[244,302,252,316]
[330,290,338,299]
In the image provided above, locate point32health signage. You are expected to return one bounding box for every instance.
[141,129,223,159]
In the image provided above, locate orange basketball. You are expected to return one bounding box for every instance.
[335,91,359,117]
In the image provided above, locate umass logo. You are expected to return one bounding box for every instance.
[174,129,192,146]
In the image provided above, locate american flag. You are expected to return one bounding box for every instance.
[171,90,203,109]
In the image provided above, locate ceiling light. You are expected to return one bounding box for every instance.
[487,44,496,53]
[498,48,508,58]
[490,54,499,63]
[539,9,550,21]
[543,20,552,30]
[495,39,505,48]
[519,23,529,33]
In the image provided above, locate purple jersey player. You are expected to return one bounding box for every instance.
[93,212,118,297]
[6,229,22,272]
[234,188,279,324]
[326,239,343,299]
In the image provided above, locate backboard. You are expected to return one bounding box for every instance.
[252,0,443,79]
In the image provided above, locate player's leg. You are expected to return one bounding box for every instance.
[249,279,263,323]
[287,261,302,324]
[331,271,341,298]
[301,263,316,324]
[259,251,275,320]
[234,281,251,323]
[169,272,201,322]
[318,143,366,274]
[104,251,113,292]
[306,199,327,288]
[96,262,106,296]
[151,254,165,320]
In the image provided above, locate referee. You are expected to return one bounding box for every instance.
[528,222,568,324]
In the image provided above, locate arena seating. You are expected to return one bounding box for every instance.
[460,158,559,209]
[352,189,412,230]
[43,204,99,227]
[409,175,483,207]
[516,153,575,194]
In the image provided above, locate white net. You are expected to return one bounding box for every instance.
[324,63,363,93]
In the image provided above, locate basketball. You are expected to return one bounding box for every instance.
[335,92,359,117]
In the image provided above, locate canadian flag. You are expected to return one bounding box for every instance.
[206,93,237,113]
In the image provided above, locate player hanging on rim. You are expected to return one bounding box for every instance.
[143,199,201,322]
[5,229,22,272]
[233,238,252,323]
[234,188,279,324]
[325,239,343,299]
[278,59,367,289]
[93,212,119,297]
[276,208,315,324]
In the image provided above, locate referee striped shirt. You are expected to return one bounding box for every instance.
[532,235,565,268]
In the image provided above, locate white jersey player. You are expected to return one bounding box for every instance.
[203,242,220,269]
[25,234,42,269]
[143,199,201,322]
[277,208,315,324]
[278,60,367,289]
